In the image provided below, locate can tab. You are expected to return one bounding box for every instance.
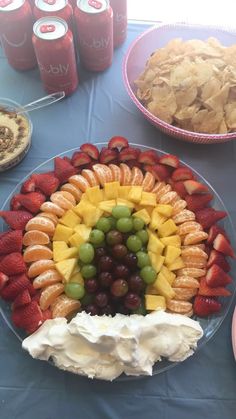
[43,0,57,4]
[40,24,56,33]
[0,0,13,7]
[88,0,102,9]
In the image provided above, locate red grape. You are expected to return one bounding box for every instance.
[98,255,114,272]
[95,292,109,308]
[124,293,141,310]
[94,247,107,261]
[99,272,113,288]
[112,244,128,260]
[84,278,98,293]
[123,252,138,271]
[84,304,99,316]
[106,230,123,246]
[100,304,115,316]
[128,274,145,294]
[111,279,128,297]
[114,264,129,279]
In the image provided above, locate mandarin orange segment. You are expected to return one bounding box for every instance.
[183,231,208,245]
[33,269,63,289]
[120,163,132,185]
[40,202,65,217]
[172,287,198,301]
[166,299,193,314]
[23,230,50,246]
[151,182,166,194]
[39,283,65,310]
[131,167,144,186]
[181,259,207,269]
[178,221,203,236]
[109,164,121,182]
[59,190,76,205]
[25,216,55,235]
[171,199,187,216]
[156,184,172,201]
[92,164,113,185]
[172,276,200,289]
[159,191,179,205]
[51,294,81,318]
[50,192,75,210]
[177,267,206,278]
[142,172,155,191]
[172,210,196,224]
[38,212,59,226]
[81,169,99,186]
[181,246,208,259]
[23,244,53,263]
[60,183,82,202]
[69,174,90,192]
[28,259,55,278]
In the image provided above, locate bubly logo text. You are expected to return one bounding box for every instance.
[80,37,110,49]
[39,62,69,75]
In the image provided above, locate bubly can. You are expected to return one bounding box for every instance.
[33,0,73,32]
[74,0,113,71]
[110,0,127,47]
[32,17,78,95]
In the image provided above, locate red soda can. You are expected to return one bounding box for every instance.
[110,0,127,48]
[74,0,113,72]
[33,0,73,32]
[0,0,37,70]
[32,17,78,95]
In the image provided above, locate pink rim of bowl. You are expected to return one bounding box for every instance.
[123,22,236,144]
[232,307,236,360]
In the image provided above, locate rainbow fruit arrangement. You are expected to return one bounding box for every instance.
[0,137,235,335]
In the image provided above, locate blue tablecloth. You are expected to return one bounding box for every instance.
[0,22,236,419]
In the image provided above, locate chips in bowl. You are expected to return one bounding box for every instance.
[135,37,236,135]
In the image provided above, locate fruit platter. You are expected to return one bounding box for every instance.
[0,137,235,380]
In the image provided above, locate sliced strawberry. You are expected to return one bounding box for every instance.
[207,224,229,245]
[42,308,52,321]
[171,167,194,181]
[0,210,33,230]
[0,272,9,290]
[195,208,227,229]
[193,295,222,317]
[13,289,31,309]
[207,249,230,272]
[0,252,26,276]
[80,143,99,160]
[54,156,77,184]
[71,151,92,167]
[159,154,179,168]
[138,150,159,165]
[20,177,36,193]
[99,147,118,164]
[62,156,72,164]
[17,192,46,214]
[0,230,23,255]
[1,273,30,301]
[119,146,140,162]
[172,181,188,198]
[12,300,43,333]
[31,173,60,196]
[199,277,231,297]
[126,159,142,169]
[185,193,213,212]
[10,194,23,211]
[144,164,171,181]
[108,136,129,149]
[206,264,232,287]
[184,180,209,195]
[213,233,235,258]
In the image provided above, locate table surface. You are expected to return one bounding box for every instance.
[0,22,236,419]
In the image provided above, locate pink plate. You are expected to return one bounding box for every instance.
[123,23,236,144]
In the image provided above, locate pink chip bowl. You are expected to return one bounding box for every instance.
[123,23,236,144]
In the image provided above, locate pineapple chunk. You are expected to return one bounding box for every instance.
[70,271,84,285]
[148,252,165,273]
[104,182,120,199]
[53,224,74,242]
[118,186,131,199]
[55,258,77,282]
[147,231,165,254]
[59,210,81,228]
[132,209,150,224]
[160,235,181,247]
[116,198,135,209]
[135,204,153,216]
[73,224,91,241]
[167,257,185,271]
[164,245,181,265]
[158,219,178,237]
[145,285,158,295]
[128,186,143,203]
[153,272,176,299]
[69,232,86,247]
[83,207,103,227]
[73,200,90,217]
[156,204,173,218]
[150,208,167,230]
[140,192,156,207]
[53,242,79,262]
[160,265,176,285]
[86,186,104,205]
[145,295,166,311]
[98,200,116,213]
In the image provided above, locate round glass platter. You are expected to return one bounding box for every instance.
[1,143,236,379]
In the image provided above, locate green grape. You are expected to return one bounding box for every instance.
[106,216,117,229]
[64,283,85,300]
[89,229,105,245]
[96,217,112,233]
[116,217,133,233]
[112,205,131,219]
[133,217,145,231]
[136,229,149,245]
[133,303,147,316]
[140,266,157,284]
[81,264,97,279]
[80,293,94,306]
[126,235,142,252]
[79,243,94,264]
[136,251,151,268]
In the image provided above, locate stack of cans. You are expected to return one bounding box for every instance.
[0,0,127,95]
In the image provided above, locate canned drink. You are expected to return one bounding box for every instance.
[33,0,73,32]
[74,0,113,72]
[32,17,78,95]
[0,0,37,70]
[109,0,127,48]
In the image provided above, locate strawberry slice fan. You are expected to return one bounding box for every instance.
[0,137,235,367]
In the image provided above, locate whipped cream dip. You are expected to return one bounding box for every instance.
[22,311,203,381]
